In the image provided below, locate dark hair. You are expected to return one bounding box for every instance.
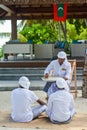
[19,85,24,89]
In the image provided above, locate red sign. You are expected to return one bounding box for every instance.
[53,3,68,21]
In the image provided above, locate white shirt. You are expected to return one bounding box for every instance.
[11,88,39,122]
[44,59,71,83]
[46,90,76,122]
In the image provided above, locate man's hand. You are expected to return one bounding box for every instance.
[44,73,49,78]
[63,77,68,80]
[37,99,47,105]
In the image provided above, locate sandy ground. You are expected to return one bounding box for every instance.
[0,111,87,130]
[0,90,87,130]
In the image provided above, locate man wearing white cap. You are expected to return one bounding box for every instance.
[43,51,71,93]
[11,76,47,122]
[46,77,76,124]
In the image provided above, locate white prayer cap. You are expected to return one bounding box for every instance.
[57,51,66,59]
[56,77,68,89]
[19,76,30,89]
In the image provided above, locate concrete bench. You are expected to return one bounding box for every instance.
[70,43,87,57]
[3,43,33,60]
[34,44,64,59]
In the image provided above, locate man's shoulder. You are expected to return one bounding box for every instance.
[64,60,71,66]
[51,59,58,63]
[12,88,18,92]
[11,88,19,95]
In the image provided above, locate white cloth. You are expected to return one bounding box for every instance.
[56,77,69,89]
[44,59,71,84]
[11,88,39,122]
[19,76,30,89]
[47,82,69,96]
[46,90,76,123]
[32,105,47,119]
[57,51,67,59]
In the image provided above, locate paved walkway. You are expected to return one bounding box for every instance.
[0,79,82,91]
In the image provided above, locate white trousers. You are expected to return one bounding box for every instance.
[32,105,47,119]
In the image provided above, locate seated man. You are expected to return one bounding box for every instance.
[11,76,47,122]
[46,77,76,124]
[43,51,71,93]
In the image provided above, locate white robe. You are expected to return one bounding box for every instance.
[46,90,76,123]
[44,59,71,83]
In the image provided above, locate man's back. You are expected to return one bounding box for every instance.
[47,90,74,122]
[11,88,38,122]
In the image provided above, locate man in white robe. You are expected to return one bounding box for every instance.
[43,51,71,93]
[11,76,47,122]
[46,77,76,124]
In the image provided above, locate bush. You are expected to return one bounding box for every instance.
[0,47,4,58]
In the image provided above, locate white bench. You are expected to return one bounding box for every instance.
[3,43,33,60]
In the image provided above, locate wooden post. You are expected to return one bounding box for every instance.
[73,59,77,97]
[11,13,17,40]
[69,59,77,97]
[82,55,87,98]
